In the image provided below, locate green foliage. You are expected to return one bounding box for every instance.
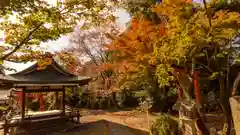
[150,114,180,135]
[96,97,109,109]
[167,87,178,96]
[29,100,40,111]
[153,1,240,61]
[118,69,149,91]
[65,87,83,107]
[0,0,48,17]
[0,106,8,111]
[155,64,174,87]
[120,90,139,107]
[152,0,240,87]
[120,0,159,23]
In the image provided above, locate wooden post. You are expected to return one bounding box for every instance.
[62,89,65,114]
[26,93,28,112]
[71,88,73,112]
[18,91,22,110]
[77,111,80,124]
[194,71,201,106]
[178,87,183,100]
[4,118,8,135]
[21,89,26,121]
[55,92,58,109]
[39,94,44,111]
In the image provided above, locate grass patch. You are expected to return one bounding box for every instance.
[150,113,180,135]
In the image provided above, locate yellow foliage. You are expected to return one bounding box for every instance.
[152,1,240,64]
[37,57,52,70]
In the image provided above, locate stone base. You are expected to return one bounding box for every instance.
[180,118,198,135]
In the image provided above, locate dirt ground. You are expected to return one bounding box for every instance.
[1,109,232,135]
[54,109,152,135]
[6,109,153,135]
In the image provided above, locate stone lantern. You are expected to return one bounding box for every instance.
[173,100,199,135]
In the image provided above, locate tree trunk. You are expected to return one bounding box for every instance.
[219,78,232,135]
[177,71,209,134]
[177,71,192,99]
[197,112,210,135]
[91,97,96,109]
[108,97,111,109]
[110,92,120,109]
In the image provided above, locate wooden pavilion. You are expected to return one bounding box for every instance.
[0,59,91,134]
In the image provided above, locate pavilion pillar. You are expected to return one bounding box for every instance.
[39,94,44,111]
[26,93,28,112]
[62,89,65,114]
[21,89,26,121]
[18,90,23,109]
[55,92,59,109]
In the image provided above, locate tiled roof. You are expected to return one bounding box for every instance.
[0,59,91,85]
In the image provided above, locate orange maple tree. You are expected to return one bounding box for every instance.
[105,16,162,71]
[102,15,166,90]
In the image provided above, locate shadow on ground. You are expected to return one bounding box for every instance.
[56,120,149,135]
[14,119,149,135]
[79,108,138,116]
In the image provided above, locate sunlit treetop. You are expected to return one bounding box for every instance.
[0,0,48,16]
[152,0,240,65]
[106,16,161,70]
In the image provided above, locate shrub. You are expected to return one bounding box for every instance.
[150,114,180,135]
[29,100,40,111]
[121,90,139,107]
[98,97,109,109]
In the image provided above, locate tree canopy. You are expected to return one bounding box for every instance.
[0,0,116,65]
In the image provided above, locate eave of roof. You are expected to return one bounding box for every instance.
[0,58,91,85]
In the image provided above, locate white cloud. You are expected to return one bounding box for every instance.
[40,35,70,52]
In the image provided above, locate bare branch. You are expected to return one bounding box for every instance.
[203,0,212,28]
